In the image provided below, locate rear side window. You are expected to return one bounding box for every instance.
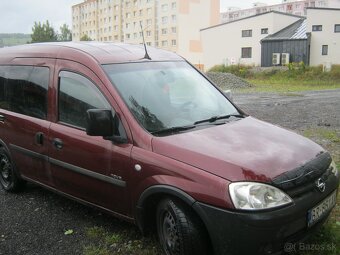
[58,71,111,129]
[0,66,49,119]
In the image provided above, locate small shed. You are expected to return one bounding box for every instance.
[261,19,310,67]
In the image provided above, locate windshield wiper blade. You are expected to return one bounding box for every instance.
[194,114,245,125]
[151,125,196,136]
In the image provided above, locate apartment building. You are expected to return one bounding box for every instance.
[200,11,302,70]
[221,0,340,23]
[72,0,219,66]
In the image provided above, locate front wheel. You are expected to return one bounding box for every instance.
[156,198,209,255]
[0,147,26,192]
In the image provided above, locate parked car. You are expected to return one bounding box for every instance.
[0,42,338,255]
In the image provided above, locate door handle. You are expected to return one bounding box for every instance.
[35,132,44,145]
[0,114,5,123]
[52,138,63,150]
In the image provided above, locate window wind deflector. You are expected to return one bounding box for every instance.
[150,125,196,136]
[194,114,245,125]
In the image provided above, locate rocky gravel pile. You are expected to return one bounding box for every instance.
[206,72,252,90]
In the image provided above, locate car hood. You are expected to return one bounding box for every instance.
[152,117,324,182]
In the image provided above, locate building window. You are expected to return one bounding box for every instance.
[322,45,328,55]
[242,29,252,37]
[171,27,177,33]
[261,28,268,34]
[162,40,168,47]
[171,40,177,46]
[162,16,168,24]
[172,2,176,10]
[171,15,177,23]
[162,28,167,35]
[241,47,252,58]
[162,4,168,12]
[312,25,322,31]
[146,31,151,37]
[335,24,340,33]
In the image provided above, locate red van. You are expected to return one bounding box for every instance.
[0,42,338,255]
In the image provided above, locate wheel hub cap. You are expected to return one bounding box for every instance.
[163,212,180,254]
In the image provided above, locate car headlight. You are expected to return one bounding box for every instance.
[229,182,293,210]
[330,161,338,177]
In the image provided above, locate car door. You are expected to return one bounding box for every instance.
[0,59,54,186]
[49,60,132,215]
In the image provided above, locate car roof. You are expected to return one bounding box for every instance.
[0,42,183,65]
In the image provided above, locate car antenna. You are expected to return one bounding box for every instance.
[139,21,151,60]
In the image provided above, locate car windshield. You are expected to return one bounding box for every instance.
[103,61,239,134]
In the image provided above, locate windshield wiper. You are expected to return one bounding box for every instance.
[150,125,196,136]
[194,114,245,125]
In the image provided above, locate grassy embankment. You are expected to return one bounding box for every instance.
[0,33,31,47]
[209,63,340,92]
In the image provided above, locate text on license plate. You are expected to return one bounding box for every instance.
[307,191,337,227]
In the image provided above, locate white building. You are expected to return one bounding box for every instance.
[200,11,302,70]
[307,8,340,66]
[221,0,340,23]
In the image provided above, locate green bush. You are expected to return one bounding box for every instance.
[209,64,253,78]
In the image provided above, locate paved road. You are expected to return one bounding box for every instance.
[1,89,339,255]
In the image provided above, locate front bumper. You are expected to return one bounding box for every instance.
[193,174,339,255]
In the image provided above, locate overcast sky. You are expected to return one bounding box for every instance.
[0,0,280,34]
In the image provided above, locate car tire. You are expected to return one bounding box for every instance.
[0,147,26,192]
[156,198,208,255]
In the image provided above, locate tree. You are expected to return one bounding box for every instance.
[80,34,92,41]
[31,21,58,43]
[59,24,72,41]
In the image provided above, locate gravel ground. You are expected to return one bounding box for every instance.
[234,89,340,130]
[1,89,339,255]
[206,72,252,90]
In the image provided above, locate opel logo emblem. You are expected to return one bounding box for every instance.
[316,178,326,193]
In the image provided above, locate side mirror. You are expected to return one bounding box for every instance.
[86,109,113,137]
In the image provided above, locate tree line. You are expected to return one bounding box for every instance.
[31,20,92,43]
[31,21,72,42]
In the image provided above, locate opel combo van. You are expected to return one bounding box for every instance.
[0,42,338,255]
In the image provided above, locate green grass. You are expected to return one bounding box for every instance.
[83,227,160,255]
[237,82,340,93]
[303,129,340,143]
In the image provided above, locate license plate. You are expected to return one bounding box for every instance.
[307,191,337,227]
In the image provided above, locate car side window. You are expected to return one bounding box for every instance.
[0,65,49,119]
[58,71,112,129]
